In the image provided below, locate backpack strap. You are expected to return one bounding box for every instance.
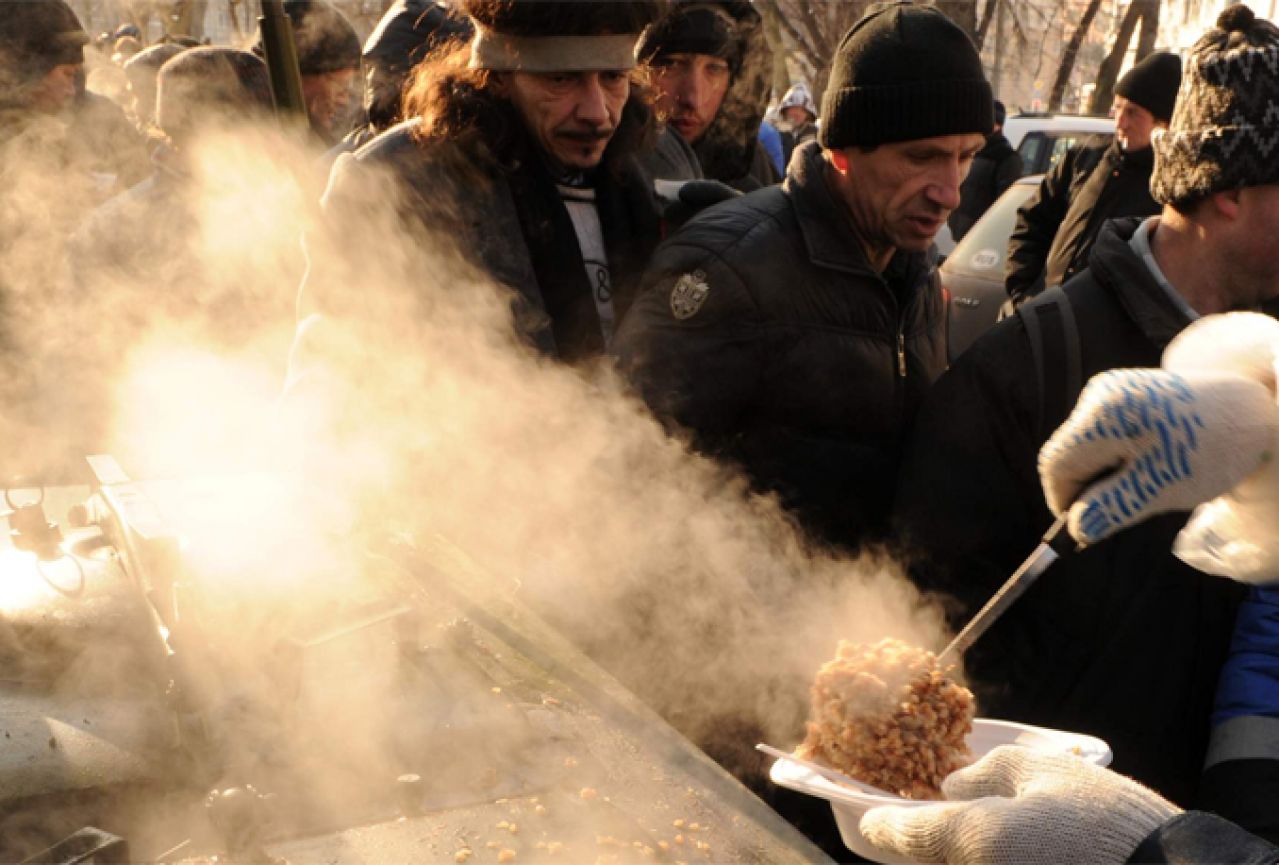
[1017,287,1083,441]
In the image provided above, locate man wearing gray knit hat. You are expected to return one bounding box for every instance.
[1152,6,1279,208]
[617,1,991,553]
[892,5,1279,842]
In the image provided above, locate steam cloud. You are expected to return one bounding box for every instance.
[0,89,954,859]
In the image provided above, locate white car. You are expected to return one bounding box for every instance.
[1002,112,1114,174]
[935,113,1113,258]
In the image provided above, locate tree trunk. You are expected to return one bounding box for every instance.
[1049,0,1104,111]
[168,0,208,39]
[934,0,977,39]
[1089,0,1142,114]
[1136,0,1161,57]
[992,0,1005,98]
[974,0,999,52]
[758,1,794,102]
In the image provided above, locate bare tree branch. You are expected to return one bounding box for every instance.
[1136,0,1160,57]
[1090,0,1142,113]
[974,0,999,52]
[1050,0,1104,111]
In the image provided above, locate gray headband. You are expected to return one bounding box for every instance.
[468,26,638,72]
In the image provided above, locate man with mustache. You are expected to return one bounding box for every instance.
[294,0,661,365]
[615,2,991,551]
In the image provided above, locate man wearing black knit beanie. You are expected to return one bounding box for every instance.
[1005,49,1182,307]
[617,1,991,551]
[617,11,988,851]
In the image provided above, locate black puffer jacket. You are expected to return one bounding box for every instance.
[895,217,1246,806]
[1005,136,1157,303]
[948,130,1021,242]
[615,141,947,549]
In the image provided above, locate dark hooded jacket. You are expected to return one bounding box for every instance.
[1005,136,1157,304]
[336,0,471,154]
[948,129,1021,242]
[615,140,946,549]
[894,217,1246,807]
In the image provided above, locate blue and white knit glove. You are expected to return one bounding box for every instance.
[1038,365,1279,546]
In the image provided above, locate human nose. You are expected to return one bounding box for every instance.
[929,160,965,211]
[577,75,609,124]
[679,70,709,110]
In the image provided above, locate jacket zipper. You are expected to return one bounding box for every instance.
[896,329,907,378]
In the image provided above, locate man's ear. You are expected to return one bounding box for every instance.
[1212,188,1243,221]
[828,148,850,175]
[490,71,511,98]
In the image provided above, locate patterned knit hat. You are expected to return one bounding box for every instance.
[1151,4,1279,207]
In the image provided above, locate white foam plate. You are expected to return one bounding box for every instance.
[768,718,1112,864]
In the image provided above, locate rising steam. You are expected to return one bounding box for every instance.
[0,93,953,858]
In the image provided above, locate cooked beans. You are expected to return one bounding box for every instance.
[797,638,974,799]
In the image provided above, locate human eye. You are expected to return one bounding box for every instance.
[540,72,576,89]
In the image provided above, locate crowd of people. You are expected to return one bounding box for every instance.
[5,0,1279,862]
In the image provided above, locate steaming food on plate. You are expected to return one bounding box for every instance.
[797,638,974,799]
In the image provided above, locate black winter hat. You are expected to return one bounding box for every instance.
[157,47,273,141]
[0,0,88,85]
[1115,51,1181,122]
[819,2,992,149]
[637,3,743,75]
[993,99,1006,126]
[254,0,360,76]
[1152,4,1279,207]
[364,0,471,73]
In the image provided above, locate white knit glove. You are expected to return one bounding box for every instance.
[1164,313,1279,582]
[860,745,1181,865]
[1037,365,1279,546]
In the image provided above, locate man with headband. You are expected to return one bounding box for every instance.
[292,0,661,367]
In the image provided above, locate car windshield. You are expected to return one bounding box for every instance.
[1018,131,1113,175]
[943,181,1041,278]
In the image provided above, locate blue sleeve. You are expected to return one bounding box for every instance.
[1213,586,1279,725]
[757,123,785,177]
